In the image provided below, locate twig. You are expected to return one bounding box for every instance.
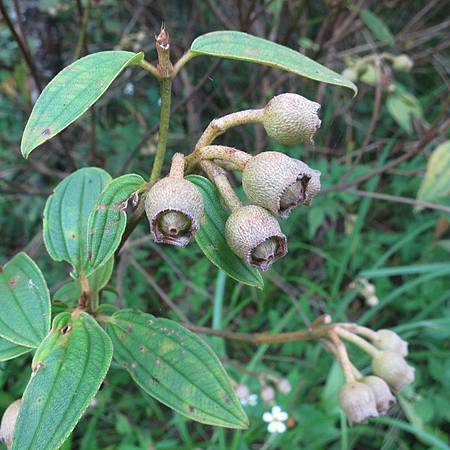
[348,189,450,214]
[73,0,91,61]
[185,323,332,345]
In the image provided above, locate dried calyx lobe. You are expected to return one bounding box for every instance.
[242,151,321,219]
[144,177,204,247]
[225,205,287,271]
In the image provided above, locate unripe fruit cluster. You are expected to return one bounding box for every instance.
[338,329,414,425]
[144,93,322,272]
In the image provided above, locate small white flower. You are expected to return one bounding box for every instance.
[124,82,135,96]
[235,384,258,406]
[262,405,288,434]
[241,393,258,406]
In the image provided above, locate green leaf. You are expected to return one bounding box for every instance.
[186,175,264,289]
[360,9,395,47]
[417,141,450,208]
[87,174,145,274]
[21,51,144,157]
[0,337,31,362]
[190,31,357,94]
[12,311,113,450]
[386,87,423,135]
[107,310,248,429]
[0,252,51,348]
[43,167,111,274]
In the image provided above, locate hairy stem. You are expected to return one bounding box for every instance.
[194,109,264,151]
[185,145,252,172]
[329,331,356,383]
[186,323,332,344]
[149,78,172,182]
[200,160,242,212]
[335,327,380,358]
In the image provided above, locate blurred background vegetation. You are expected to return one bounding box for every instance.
[0,0,449,449]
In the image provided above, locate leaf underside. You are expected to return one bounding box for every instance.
[190,31,357,94]
[0,252,51,348]
[21,51,144,157]
[87,174,145,275]
[187,175,264,289]
[12,312,113,450]
[43,167,111,274]
[107,310,249,429]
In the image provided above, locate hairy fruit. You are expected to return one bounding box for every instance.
[263,93,321,145]
[242,151,321,218]
[225,205,287,270]
[145,177,204,247]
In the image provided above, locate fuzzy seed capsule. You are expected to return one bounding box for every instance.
[242,151,321,218]
[225,205,287,270]
[263,93,321,145]
[371,351,415,393]
[362,376,396,415]
[0,399,22,449]
[144,177,204,247]
[339,381,378,425]
[374,329,408,357]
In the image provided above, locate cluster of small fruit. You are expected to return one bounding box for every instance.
[144,93,322,271]
[338,328,415,424]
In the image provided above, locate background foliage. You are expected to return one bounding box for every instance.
[0,0,449,449]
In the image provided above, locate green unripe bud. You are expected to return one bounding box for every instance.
[392,54,413,72]
[242,151,321,218]
[362,376,396,415]
[342,67,358,82]
[145,177,204,247]
[374,329,408,357]
[372,351,415,393]
[360,64,379,86]
[339,381,378,425]
[225,205,287,270]
[0,399,22,449]
[263,93,321,145]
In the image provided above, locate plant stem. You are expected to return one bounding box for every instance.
[185,323,332,344]
[172,51,196,78]
[138,59,161,80]
[329,330,356,383]
[185,145,251,172]
[149,79,172,182]
[168,153,185,178]
[73,0,91,61]
[335,327,380,358]
[194,109,264,151]
[200,160,242,212]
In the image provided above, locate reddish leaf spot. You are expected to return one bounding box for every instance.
[188,405,195,413]
[9,278,16,288]
[42,128,51,136]
[127,324,133,333]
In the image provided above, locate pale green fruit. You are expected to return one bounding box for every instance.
[242,151,321,218]
[0,399,22,449]
[372,351,415,392]
[374,329,408,357]
[362,376,396,415]
[392,54,413,72]
[339,382,378,425]
[225,205,287,270]
[263,93,321,145]
[145,177,204,247]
